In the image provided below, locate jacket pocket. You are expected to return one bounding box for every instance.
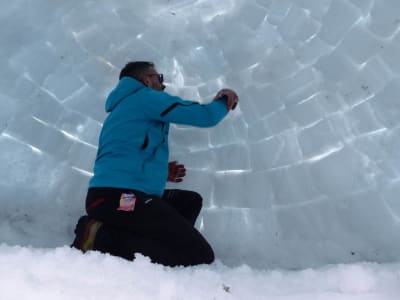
[141,134,149,150]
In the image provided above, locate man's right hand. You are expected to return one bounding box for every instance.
[167,161,186,183]
[214,89,239,111]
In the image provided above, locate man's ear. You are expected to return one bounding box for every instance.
[141,75,151,87]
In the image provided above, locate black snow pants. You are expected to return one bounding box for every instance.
[85,187,214,267]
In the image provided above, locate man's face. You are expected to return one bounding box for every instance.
[142,67,165,91]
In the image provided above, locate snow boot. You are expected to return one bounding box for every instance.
[71,215,103,252]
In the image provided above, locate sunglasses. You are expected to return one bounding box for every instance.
[145,73,164,84]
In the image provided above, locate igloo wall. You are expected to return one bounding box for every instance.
[0,0,400,269]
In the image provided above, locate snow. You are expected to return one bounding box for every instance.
[1,244,399,300]
[1,0,400,298]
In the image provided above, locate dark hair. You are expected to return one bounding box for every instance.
[119,61,155,80]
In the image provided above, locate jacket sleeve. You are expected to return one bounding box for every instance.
[141,90,229,127]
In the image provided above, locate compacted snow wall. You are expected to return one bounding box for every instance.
[0,0,400,269]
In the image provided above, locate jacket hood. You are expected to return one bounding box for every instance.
[105,77,145,112]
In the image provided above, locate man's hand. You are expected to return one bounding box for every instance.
[168,161,186,182]
[214,88,239,110]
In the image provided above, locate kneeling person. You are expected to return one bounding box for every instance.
[71,61,238,266]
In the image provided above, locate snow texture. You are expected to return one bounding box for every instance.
[0,0,400,271]
[1,244,400,300]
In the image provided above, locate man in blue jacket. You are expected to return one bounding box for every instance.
[71,61,238,266]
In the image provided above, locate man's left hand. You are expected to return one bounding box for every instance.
[168,161,186,182]
[214,88,239,110]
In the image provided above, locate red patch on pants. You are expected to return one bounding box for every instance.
[117,193,136,211]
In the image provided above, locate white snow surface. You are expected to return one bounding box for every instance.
[1,0,400,295]
[1,244,400,300]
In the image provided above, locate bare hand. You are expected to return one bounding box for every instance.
[167,161,186,182]
[214,88,239,110]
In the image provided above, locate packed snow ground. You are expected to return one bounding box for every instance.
[1,244,399,300]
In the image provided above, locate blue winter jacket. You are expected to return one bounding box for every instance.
[89,77,228,196]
